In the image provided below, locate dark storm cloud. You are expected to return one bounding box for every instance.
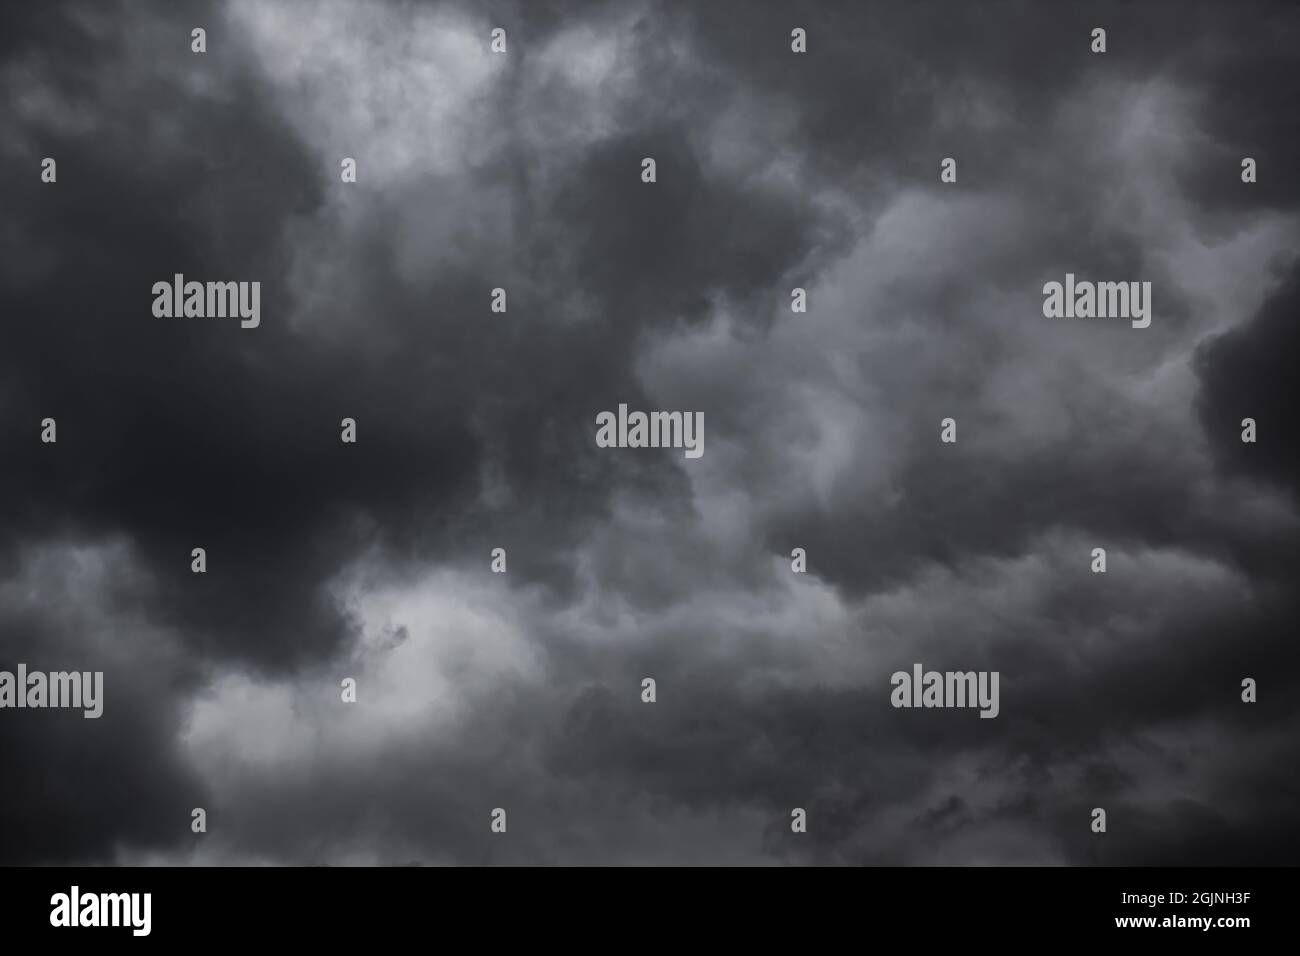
[667,1,1234,182]
[0,539,208,864]
[1196,260,1300,498]
[0,0,841,863]
[0,0,1297,866]
[1,0,376,670]
[0,0,669,666]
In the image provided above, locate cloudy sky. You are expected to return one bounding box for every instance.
[1,0,1297,866]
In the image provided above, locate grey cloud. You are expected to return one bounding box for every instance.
[0,0,1297,866]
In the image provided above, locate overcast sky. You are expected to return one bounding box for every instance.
[1,0,1297,865]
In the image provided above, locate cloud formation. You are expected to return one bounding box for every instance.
[0,0,1297,865]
